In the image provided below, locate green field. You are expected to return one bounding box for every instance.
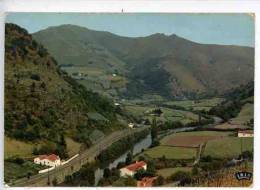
[164,98,224,111]
[160,131,234,144]
[4,136,35,159]
[65,137,82,157]
[203,137,253,158]
[124,104,200,124]
[4,160,46,183]
[142,146,197,159]
[230,103,253,125]
[157,167,192,178]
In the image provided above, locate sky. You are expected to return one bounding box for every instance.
[6,13,254,47]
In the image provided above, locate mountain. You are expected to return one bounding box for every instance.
[5,23,125,157]
[33,24,254,99]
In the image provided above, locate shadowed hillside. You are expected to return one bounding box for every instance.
[5,23,125,158]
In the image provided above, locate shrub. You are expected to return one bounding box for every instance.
[30,74,41,81]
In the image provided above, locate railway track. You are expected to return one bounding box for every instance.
[11,126,150,187]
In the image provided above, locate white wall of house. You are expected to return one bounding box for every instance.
[34,158,61,167]
[238,132,253,137]
[120,168,135,177]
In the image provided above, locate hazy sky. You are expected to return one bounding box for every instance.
[6,13,254,47]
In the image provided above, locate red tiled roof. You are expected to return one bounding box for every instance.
[125,161,146,172]
[38,154,59,161]
[39,155,47,160]
[47,154,59,161]
[137,177,157,187]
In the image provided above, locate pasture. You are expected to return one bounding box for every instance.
[4,136,34,159]
[156,167,192,178]
[202,137,253,158]
[124,104,200,125]
[65,137,82,157]
[142,146,197,159]
[164,98,223,111]
[230,103,253,125]
[160,131,234,148]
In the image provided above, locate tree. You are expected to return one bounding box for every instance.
[151,117,158,140]
[171,171,191,181]
[32,147,39,155]
[116,161,125,169]
[138,155,145,161]
[154,175,164,186]
[13,157,24,165]
[30,82,36,93]
[192,165,199,176]
[52,178,58,186]
[79,165,95,186]
[64,175,73,185]
[125,151,133,165]
[103,168,111,178]
[146,160,156,176]
[124,177,137,186]
[27,172,32,179]
[134,169,146,180]
[30,74,41,81]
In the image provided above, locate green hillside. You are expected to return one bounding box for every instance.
[5,23,125,158]
[33,24,254,100]
[209,81,254,123]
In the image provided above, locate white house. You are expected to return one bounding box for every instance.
[128,123,135,128]
[34,154,61,167]
[238,130,254,138]
[120,161,147,177]
[114,102,120,106]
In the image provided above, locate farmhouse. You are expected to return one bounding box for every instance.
[137,177,157,187]
[114,102,120,106]
[120,161,147,177]
[237,130,254,137]
[34,154,61,167]
[128,122,135,128]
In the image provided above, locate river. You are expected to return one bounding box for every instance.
[94,122,213,185]
[94,133,152,185]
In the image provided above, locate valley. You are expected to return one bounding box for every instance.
[4,21,254,187]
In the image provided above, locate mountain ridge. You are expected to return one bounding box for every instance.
[33,24,254,99]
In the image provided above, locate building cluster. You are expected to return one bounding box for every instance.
[119,161,157,187]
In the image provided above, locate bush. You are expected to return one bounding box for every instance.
[103,168,111,178]
[154,175,164,186]
[171,171,191,182]
[30,74,41,81]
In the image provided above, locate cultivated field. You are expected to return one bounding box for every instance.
[160,131,234,148]
[202,137,253,158]
[143,130,252,160]
[156,167,192,178]
[164,98,224,111]
[4,136,34,159]
[142,146,197,159]
[124,104,200,124]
